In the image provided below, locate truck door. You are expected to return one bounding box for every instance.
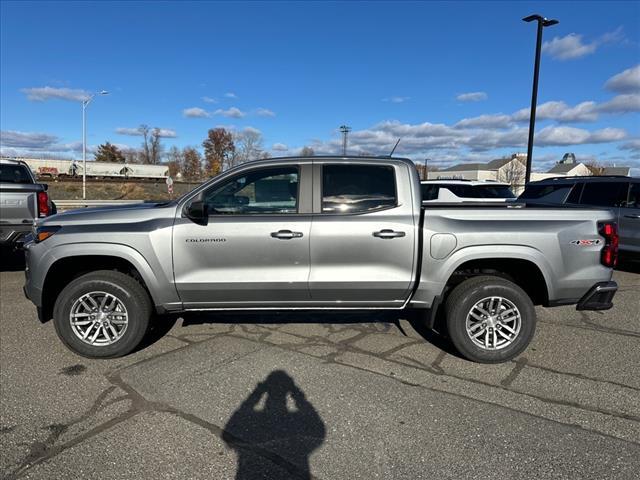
[308,162,416,307]
[173,164,312,308]
[620,182,640,255]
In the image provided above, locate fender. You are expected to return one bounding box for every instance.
[33,242,181,308]
[409,244,554,308]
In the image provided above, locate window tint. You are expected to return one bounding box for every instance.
[421,184,440,200]
[579,182,627,207]
[445,184,515,199]
[0,164,33,183]
[203,167,298,215]
[518,184,572,203]
[322,164,396,213]
[626,183,640,209]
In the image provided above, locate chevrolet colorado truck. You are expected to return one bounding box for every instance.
[23,156,619,363]
[1,158,55,248]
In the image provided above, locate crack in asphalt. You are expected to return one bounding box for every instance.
[5,317,639,479]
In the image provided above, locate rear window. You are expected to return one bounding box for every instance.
[518,184,574,203]
[0,164,33,183]
[421,184,440,200]
[579,182,628,207]
[322,164,396,213]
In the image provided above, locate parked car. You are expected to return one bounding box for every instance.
[519,176,639,261]
[23,156,618,363]
[0,158,55,248]
[421,180,516,202]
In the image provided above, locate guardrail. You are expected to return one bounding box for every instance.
[54,199,145,211]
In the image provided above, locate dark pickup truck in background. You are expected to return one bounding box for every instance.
[0,158,55,249]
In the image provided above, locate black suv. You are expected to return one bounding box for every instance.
[520,176,640,261]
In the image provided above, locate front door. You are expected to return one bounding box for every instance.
[173,164,312,308]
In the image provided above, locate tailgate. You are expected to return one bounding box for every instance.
[0,185,39,225]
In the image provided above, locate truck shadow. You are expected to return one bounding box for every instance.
[149,309,461,359]
[222,369,325,479]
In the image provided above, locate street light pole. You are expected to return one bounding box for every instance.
[522,14,558,185]
[82,90,109,199]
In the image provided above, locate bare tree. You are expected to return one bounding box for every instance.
[498,158,526,192]
[122,147,142,164]
[300,146,315,157]
[584,161,604,176]
[139,124,151,164]
[234,129,265,165]
[149,128,164,165]
[166,146,184,178]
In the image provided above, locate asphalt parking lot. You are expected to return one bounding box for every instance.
[1,256,639,480]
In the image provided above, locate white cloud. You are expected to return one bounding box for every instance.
[383,96,411,103]
[619,139,640,153]
[202,96,218,104]
[604,65,640,93]
[456,92,488,102]
[596,94,640,114]
[116,127,177,137]
[20,86,91,102]
[224,92,237,99]
[242,126,261,136]
[213,107,246,118]
[183,107,210,118]
[512,101,599,123]
[0,130,59,148]
[543,28,626,61]
[542,33,597,60]
[272,143,289,151]
[455,114,512,129]
[255,108,276,117]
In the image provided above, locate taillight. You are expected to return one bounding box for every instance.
[37,191,50,217]
[598,222,618,268]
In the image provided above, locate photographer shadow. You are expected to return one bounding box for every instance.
[222,370,325,480]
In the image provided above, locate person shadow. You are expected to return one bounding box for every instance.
[222,370,325,480]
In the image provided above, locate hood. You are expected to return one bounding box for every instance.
[39,201,177,226]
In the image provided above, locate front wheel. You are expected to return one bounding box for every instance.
[445,276,536,363]
[53,270,152,358]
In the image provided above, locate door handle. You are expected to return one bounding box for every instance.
[271,229,304,239]
[373,229,406,239]
[623,214,640,219]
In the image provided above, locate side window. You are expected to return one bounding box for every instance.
[421,184,440,200]
[579,182,627,207]
[519,185,572,203]
[203,167,299,215]
[322,164,397,213]
[624,183,639,209]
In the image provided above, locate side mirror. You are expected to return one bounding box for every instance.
[185,198,208,225]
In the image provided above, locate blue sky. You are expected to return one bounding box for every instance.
[1,0,639,173]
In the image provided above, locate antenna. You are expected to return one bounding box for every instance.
[389,138,401,157]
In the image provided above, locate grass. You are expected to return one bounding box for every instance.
[46,180,203,201]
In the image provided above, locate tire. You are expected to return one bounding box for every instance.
[53,270,152,358]
[445,276,536,364]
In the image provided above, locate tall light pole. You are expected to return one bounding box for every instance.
[522,14,558,184]
[339,125,351,156]
[82,90,109,199]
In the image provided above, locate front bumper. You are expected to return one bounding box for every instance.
[576,281,618,311]
[0,225,31,247]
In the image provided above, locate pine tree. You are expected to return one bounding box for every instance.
[94,142,126,163]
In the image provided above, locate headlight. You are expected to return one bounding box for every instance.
[34,226,61,243]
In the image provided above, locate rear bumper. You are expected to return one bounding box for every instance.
[576,281,618,311]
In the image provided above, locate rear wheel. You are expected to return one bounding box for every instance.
[53,270,152,358]
[445,276,536,363]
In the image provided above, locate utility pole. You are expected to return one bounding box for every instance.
[522,14,558,184]
[339,125,351,156]
[81,90,109,199]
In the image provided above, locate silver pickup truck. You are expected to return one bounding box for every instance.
[23,156,618,363]
[1,158,55,248]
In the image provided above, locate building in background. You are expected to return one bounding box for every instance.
[427,152,631,194]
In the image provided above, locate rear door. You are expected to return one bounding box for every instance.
[308,161,416,307]
[619,182,640,254]
[173,163,313,307]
